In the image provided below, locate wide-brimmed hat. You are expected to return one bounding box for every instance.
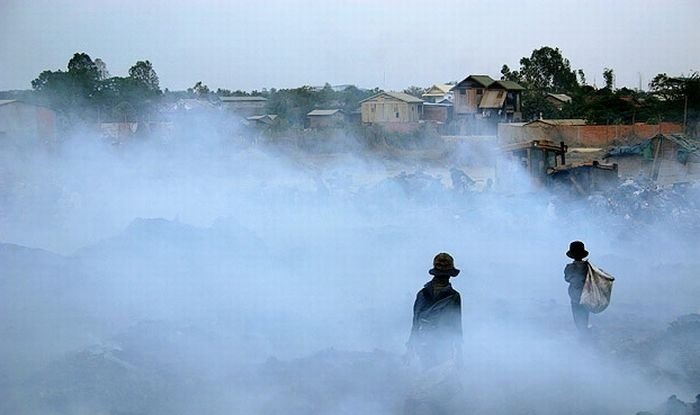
[429,252,460,277]
[566,241,589,259]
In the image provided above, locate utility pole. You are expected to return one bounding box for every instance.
[683,92,688,135]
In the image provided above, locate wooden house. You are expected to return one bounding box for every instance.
[220,96,268,116]
[360,92,423,124]
[422,84,454,103]
[306,109,345,128]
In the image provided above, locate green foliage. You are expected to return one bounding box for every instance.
[502,46,581,120]
[521,91,560,120]
[603,68,615,90]
[128,60,160,94]
[648,71,700,127]
[264,85,377,127]
[403,86,426,98]
[517,46,580,93]
[31,53,163,124]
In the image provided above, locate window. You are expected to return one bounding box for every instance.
[476,89,483,95]
[460,89,466,95]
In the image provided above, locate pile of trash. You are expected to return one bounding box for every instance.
[585,177,700,227]
[622,314,700,392]
[636,394,700,415]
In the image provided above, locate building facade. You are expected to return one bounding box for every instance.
[0,100,56,142]
[360,92,423,124]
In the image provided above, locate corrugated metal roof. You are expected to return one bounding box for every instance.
[422,84,453,97]
[525,119,587,126]
[220,96,267,102]
[307,109,342,116]
[546,93,572,102]
[0,100,18,106]
[453,75,495,90]
[478,90,507,109]
[360,91,423,104]
[494,80,525,91]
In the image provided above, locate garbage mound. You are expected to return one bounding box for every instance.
[636,394,700,415]
[585,178,700,228]
[625,314,700,391]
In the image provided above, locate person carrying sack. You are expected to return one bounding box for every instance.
[564,241,614,335]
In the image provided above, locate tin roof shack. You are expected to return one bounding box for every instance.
[220,96,268,117]
[422,84,454,103]
[498,139,618,195]
[360,92,423,132]
[245,114,278,127]
[546,93,572,110]
[603,134,700,185]
[0,100,56,145]
[306,109,345,129]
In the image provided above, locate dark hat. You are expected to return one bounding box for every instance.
[566,241,589,259]
[429,252,460,277]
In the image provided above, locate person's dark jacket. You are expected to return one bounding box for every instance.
[565,260,588,302]
[409,280,462,348]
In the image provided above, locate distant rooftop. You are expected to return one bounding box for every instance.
[494,80,526,91]
[361,91,423,104]
[220,96,267,102]
[525,118,587,126]
[547,93,572,103]
[453,75,496,89]
[307,109,342,116]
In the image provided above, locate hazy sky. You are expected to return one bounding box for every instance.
[1,0,698,92]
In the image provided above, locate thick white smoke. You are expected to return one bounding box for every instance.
[1,121,698,414]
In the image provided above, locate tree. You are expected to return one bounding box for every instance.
[191,81,210,97]
[603,68,615,90]
[501,46,582,120]
[128,60,160,94]
[94,58,110,80]
[649,71,700,129]
[31,52,101,118]
[403,86,426,98]
[67,52,99,81]
[514,46,580,93]
[500,64,520,82]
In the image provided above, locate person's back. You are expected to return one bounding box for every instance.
[408,253,462,370]
[564,241,590,334]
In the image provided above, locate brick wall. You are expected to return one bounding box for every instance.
[498,122,683,146]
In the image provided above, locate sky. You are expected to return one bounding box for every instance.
[1,0,699,92]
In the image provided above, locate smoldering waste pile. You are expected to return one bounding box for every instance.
[2,145,700,415]
[584,178,700,230]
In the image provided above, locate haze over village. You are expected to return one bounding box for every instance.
[1,1,700,415]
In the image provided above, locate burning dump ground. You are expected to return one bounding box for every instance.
[1,127,700,415]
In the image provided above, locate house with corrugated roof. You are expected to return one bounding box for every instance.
[220,96,267,116]
[451,75,524,121]
[546,93,572,110]
[360,92,423,124]
[449,75,525,135]
[306,109,345,129]
[422,84,454,103]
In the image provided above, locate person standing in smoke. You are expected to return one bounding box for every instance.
[565,241,591,334]
[407,252,463,370]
